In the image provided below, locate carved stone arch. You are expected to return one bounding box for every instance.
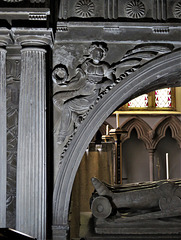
[152,116,181,148]
[120,117,152,149]
[53,49,181,231]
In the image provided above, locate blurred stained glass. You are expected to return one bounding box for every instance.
[128,94,148,108]
[155,88,171,108]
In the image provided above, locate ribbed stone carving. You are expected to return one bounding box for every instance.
[0,48,7,228]
[16,48,47,240]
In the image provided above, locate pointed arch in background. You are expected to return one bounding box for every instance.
[120,116,152,149]
[152,116,181,149]
[52,49,181,230]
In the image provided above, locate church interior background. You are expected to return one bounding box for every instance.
[0,0,181,240]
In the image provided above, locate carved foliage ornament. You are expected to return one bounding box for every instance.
[173,1,181,19]
[125,0,146,19]
[75,0,95,18]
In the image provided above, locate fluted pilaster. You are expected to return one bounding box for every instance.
[0,48,7,228]
[16,48,47,240]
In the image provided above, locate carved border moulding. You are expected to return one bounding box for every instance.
[152,27,170,34]
[75,0,95,18]
[3,0,23,2]
[103,27,121,34]
[125,0,146,19]
[56,22,68,32]
[3,0,46,2]
[30,0,45,2]
[173,1,181,19]
[29,13,48,20]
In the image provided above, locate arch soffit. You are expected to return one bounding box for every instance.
[53,49,181,226]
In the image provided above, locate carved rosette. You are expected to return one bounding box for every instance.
[173,1,181,19]
[75,0,95,18]
[125,0,146,19]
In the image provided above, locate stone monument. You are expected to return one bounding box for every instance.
[90,177,181,236]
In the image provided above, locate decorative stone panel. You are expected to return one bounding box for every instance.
[58,0,181,21]
[0,48,7,228]
[6,54,21,228]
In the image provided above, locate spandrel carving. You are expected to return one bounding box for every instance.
[53,42,175,156]
[53,42,116,145]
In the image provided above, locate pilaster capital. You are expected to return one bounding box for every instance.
[11,28,54,48]
[21,47,47,53]
[0,28,13,47]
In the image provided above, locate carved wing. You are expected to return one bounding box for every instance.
[110,43,174,80]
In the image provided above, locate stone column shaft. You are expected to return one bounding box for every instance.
[0,48,7,228]
[16,48,47,240]
[149,150,155,182]
[110,128,126,185]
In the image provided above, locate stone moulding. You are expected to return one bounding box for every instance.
[57,0,181,21]
[3,0,23,2]
[52,49,181,231]
[152,27,170,34]
[2,0,46,2]
[29,13,48,20]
